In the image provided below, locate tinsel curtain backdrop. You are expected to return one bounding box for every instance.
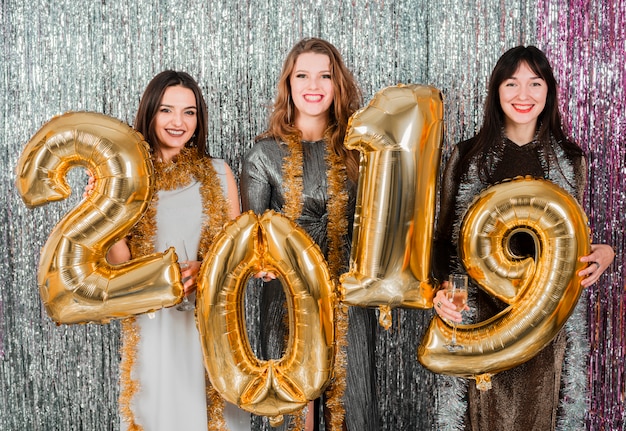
[0,1,623,430]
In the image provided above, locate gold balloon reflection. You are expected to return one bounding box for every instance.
[419,177,590,385]
[196,210,335,421]
[15,112,183,324]
[340,84,443,318]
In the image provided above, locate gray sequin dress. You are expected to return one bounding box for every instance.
[240,137,380,431]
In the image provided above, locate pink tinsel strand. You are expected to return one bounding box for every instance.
[537,0,626,429]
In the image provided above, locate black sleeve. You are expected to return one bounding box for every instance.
[431,144,463,283]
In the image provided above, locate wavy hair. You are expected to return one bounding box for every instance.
[134,70,209,158]
[464,45,583,181]
[258,38,362,181]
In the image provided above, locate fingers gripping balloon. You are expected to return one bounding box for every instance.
[340,84,443,325]
[418,177,590,387]
[196,211,335,424]
[15,112,183,324]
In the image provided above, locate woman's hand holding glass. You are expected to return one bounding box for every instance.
[434,282,468,323]
[167,241,199,311]
[434,274,470,351]
[181,260,201,292]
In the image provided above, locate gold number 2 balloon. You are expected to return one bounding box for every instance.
[418,177,590,387]
[340,84,443,322]
[15,112,183,324]
[196,211,335,425]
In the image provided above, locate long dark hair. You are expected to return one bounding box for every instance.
[257,37,362,182]
[134,70,209,158]
[463,45,583,181]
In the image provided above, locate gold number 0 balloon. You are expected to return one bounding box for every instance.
[419,177,590,386]
[15,112,183,324]
[340,84,443,322]
[196,210,335,424]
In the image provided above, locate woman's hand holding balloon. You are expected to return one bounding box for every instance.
[579,243,615,287]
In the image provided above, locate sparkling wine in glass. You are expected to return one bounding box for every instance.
[169,240,194,312]
[444,274,468,352]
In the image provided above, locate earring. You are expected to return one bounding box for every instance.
[287,95,292,125]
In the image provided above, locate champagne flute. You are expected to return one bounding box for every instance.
[168,240,195,312]
[444,274,468,352]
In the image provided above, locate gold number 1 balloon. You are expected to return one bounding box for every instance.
[418,177,590,386]
[15,112,183,324]
[340,84,443,321]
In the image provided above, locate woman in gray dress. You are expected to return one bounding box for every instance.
[240,38,379,431]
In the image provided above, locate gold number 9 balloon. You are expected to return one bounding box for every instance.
[15,112,183,324]
[196,210,335,425]
[339,84,443,324]
[418,177,590,387]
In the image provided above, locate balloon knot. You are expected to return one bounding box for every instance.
[269,414,285,427]
[475,373,493,391]
[378,305,393,330]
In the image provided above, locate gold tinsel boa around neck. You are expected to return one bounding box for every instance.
[281,134,350,430]
[128,146,231,260]
[281,134,349,282]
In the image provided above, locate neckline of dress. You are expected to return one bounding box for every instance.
[503,136,540,150]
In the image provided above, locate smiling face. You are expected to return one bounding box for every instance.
[289,52,335,129]
[498,61,547,136]
[154,85,198,161]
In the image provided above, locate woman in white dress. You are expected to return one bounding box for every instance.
[88,70,248,431]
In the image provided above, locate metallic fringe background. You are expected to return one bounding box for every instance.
[0,1,623,430]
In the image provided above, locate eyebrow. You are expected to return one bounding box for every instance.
[159,103,197,109]
[508,71,542,79]
[293,69,331,74]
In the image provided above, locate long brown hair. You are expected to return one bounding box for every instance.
[134,70,209,158]
[258,38,362,181]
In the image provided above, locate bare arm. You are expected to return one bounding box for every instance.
[107,239,131,264]
[223,162,241,219]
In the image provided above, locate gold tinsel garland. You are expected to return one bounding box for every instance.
[282,135,350,430]
[323,303,349,430]
[119,147,232,430]
[281,135,349,279]
[281,136,305,221]
[128,147,231,260]
[119,317,142,431]
[206,378,228,430]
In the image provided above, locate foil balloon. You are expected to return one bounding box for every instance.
[15,112,183,324]
[340,84,443,319]
[196,210,335,424]
[418,177,590,387]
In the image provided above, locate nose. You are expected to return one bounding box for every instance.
[309,76,321,90]
[517,85,529,100]
[172,111,184,126]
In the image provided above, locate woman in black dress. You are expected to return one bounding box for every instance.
[432,46,615,431]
